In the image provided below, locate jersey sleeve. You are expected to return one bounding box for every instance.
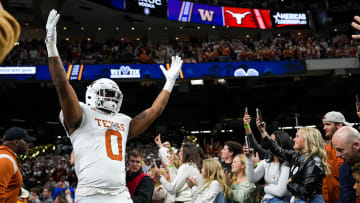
[0,157,15,197]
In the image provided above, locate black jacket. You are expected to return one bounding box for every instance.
[263,136,325,202]
[126,169,154,203]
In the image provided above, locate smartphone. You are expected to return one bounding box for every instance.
[256,108,264,127]
[356,95,360,111]
[244,136,253,154]
[245,107,248,114]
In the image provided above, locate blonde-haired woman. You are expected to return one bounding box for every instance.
[186,158,230,203]
[257,120,330,203]
[230,154,256,203]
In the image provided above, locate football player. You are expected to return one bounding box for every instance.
[45,9,183,203]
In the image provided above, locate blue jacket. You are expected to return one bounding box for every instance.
[338,163,356,203]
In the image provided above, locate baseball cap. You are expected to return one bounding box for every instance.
[3,127,36,143]
[322,111,353,126]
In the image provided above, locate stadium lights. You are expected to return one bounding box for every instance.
[218,79,226,85]
[190,79,204,85]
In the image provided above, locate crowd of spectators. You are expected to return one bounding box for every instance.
[3,34,359,66]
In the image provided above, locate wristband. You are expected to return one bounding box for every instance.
[244,124,250,129]
[46,43,59,57]
[163,79,175,93]
[254,162,260,168]
[168,165,174,168]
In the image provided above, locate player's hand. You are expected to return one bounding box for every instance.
[160,56,183,82]
[45,9,60,44]
[352,16,360,39]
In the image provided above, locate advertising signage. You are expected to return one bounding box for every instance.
[222,7,272,29]
[0,60,305,81]
[271,11,308,28]
[168,0,224,26]
[126,0,167,18]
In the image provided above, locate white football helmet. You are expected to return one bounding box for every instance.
[85,78,123,114]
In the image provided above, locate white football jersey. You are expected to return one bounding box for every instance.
[60,102,131,193]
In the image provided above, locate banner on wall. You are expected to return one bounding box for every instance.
[0,60,305,81]
[126,0,167,18]
[271,11,308,28]
[168,0,224,26]
[222,7,272,29]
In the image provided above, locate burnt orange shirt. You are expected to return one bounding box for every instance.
[0,145,22,203]
[322,140,343,203]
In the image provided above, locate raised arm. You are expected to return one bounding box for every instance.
[45,9,82,135]
[257,119,296,163]
[129,56,183,139]
[243,113,270,159]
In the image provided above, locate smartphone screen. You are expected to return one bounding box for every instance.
[356,94,360,111]
[245,107,248,114]
[256,108,264,127]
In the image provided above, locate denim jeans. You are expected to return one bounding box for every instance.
[294,194,324,203]
[263,196,290,203]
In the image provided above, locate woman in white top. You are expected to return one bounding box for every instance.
[155,143,204,203]
[243,113,293,202]
[186,158,230,203]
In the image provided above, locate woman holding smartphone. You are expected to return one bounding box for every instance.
[243,112,293,202]
[256,119,330,203]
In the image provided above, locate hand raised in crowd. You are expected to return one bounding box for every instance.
[352,16,360,39]
[243,145,252,158]
[252,152,260,166]
[186,177,198,188]
[256,118,267,138]
[243,111,251,126]
[154,134,162,147]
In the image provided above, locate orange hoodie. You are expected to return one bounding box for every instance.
[0,145,22,203]
[322,140,343,203]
